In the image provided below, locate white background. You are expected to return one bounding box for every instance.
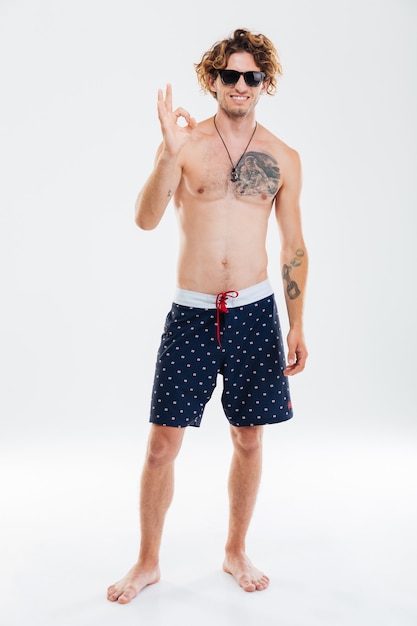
[1,1,416,625]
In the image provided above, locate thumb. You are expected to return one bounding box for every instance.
[287,350,296,366]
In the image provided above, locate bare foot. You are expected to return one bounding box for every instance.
[223,553,270,592]
[107,563,160,604]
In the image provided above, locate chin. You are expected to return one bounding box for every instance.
[227,107,250,119]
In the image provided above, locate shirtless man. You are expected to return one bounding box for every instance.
[107,28,308,604]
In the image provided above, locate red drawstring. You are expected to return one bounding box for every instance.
[216,291,238,346]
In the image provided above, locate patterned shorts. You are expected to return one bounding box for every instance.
[149,280,293,428]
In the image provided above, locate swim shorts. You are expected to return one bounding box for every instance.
[149,279,293,428]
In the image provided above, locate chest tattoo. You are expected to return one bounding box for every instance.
[233,151,280,196]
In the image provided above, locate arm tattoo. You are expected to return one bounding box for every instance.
[282,248,304,300]
[167,189,172,198]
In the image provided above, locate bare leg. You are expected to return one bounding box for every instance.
[223,425,270,592]
[107,424,185,604]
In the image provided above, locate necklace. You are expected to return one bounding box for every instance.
[213,115,258,182]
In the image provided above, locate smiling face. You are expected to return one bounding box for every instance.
[209,52,269,119]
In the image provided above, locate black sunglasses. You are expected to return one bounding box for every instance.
[217,69,266,88]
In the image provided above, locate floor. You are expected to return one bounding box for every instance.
[2,422,416,626]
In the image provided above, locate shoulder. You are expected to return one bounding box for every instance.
[256,125,301,190]
[189,117,216,140]
[176,118,215,154]
[176,117,215,164]
[257,124,300,163]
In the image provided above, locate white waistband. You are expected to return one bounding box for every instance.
[173,279,273,309]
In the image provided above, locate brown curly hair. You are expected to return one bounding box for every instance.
[195,28,282,98]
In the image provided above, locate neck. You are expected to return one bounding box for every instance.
[214,110,257,135]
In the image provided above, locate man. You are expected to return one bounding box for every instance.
[107,28,308,604]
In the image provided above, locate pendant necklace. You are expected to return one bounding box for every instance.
[213,115,257,182]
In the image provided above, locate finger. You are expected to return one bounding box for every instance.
[287,350,296,368]
[173,107,190,120]
[284,351,307,376]
[284,361,303,376]
[172,107,194,128]
[285,365,303,376]
[165,83,173,111]
[157,84,173,114]
[157,88,167,118]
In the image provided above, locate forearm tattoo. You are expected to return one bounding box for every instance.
[282,248,304,300]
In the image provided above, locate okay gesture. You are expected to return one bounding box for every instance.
[157,83,196,155]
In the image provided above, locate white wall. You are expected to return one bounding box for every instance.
[1,0,416,446]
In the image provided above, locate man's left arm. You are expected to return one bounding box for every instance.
[274,147,308,376]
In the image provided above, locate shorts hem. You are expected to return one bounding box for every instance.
[150,413,293,428]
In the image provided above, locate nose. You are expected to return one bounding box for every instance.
[234,74,247,90]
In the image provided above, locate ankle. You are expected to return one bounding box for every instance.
[225,543,246,558]
[136,554,160,571]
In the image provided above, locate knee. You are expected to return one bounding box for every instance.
[231,426,263,457]
[146,425,183,466]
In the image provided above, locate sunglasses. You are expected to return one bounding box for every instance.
[217,69,266,88]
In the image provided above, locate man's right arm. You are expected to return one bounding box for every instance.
[135,84,196,231]
[134,145,182,230]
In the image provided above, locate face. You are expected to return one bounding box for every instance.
[210,51,269,118]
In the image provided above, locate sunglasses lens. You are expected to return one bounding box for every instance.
[245,71,264,87]
[219,70,240,85]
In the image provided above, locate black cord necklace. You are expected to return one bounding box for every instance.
[213,115,258,182]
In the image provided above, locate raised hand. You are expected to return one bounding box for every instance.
[157,83,196,155]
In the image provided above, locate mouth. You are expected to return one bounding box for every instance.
[230,95,248,102]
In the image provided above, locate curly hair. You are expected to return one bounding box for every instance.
[194,28,282,98]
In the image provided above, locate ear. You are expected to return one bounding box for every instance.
[208,75,217,94]
[261,79,270,95]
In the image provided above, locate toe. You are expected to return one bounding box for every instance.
[107,586,118,602]
[118,595,129,604]
[256,575,270,591]
[241,578,257,592]
[256,580,267,590]
[117,586,136,604]
[107,594,119,602]
[118,593,132,604]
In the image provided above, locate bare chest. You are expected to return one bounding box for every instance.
[179,148,281,202]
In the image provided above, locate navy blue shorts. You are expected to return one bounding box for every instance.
[149,281,293,428]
